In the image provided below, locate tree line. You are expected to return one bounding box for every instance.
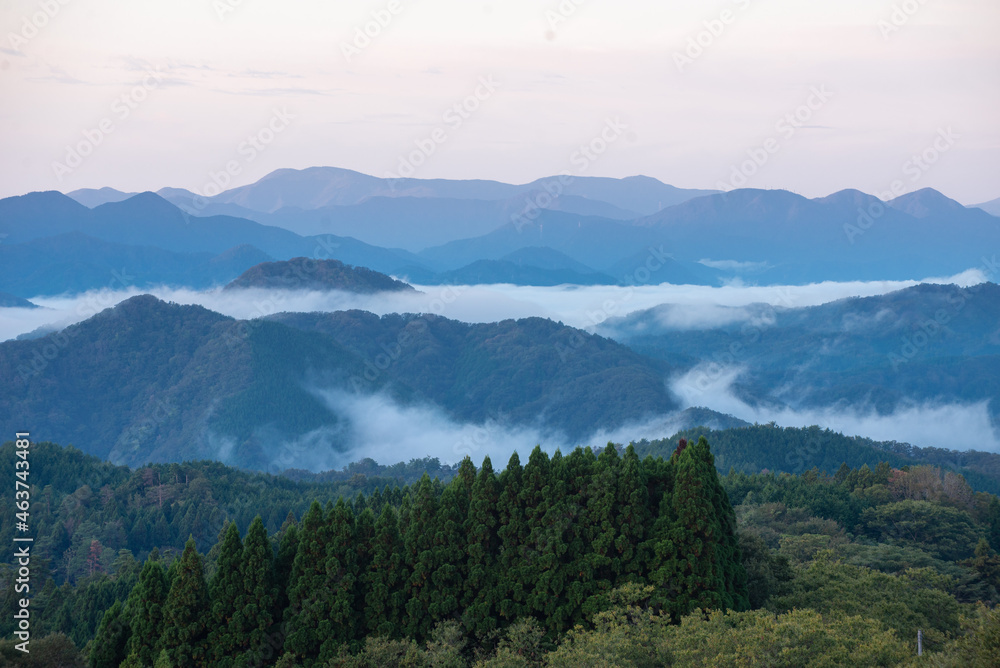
[86,437,747,666]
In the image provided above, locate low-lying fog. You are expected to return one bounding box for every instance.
[3,267,996,463]
[1,269,987,343]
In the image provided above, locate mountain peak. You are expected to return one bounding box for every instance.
[66,187,136,208]
[814,188,883,208]
[93,191,184,218]
[2,190,90,213]
[887,188,968,218]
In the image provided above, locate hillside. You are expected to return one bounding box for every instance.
[7,182,998,291]
[0,295,388,470]
[601,282,1000,426]
[419,188,999,283]
[0,296,682,470]
[268,309,681,436]
[2,439,998,666]
[636,423,1000,496]
[224,257,415,293]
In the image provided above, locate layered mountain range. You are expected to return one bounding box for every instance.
[0,167,994,298]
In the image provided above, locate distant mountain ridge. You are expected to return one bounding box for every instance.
[9,176,996,294]
[0,191,426,295]
[971,196,1000,217]
[154,166,716,215]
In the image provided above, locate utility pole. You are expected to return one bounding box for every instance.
[917,629,923,656]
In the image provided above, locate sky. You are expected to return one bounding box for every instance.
[1,0,998,204]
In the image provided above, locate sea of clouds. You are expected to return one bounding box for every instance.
[2,268,996,466]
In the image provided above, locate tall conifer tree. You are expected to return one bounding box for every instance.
[123,550,169,666]
[496,452,529,621]
[319,498,359,659]
[615,444,650,580]
[365,504,406,637]
[90,599,130,668]
[464,456,501,636]
[402,474,438,641]
[159,538,210,667]
[237,516,279,665]
[208,522,244,666]
[283,501,334,666]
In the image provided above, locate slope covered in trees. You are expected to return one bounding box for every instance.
[5,439,752,665]
[224,257,415,293]
[269,309,679,437]
[3,438,1000,666]
[636,423,1000,495]
[0,296,683,470]
[603,282,1000,428]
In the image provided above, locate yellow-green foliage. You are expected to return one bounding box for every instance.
[544,592,911,668]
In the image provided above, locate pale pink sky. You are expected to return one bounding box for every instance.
[1,0,998,203]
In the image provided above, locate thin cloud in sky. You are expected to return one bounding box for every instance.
[0,0,996,202]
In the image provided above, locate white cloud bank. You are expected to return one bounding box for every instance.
[672,365,1000,453]
[3,274,995,462]
[0,268,988,342]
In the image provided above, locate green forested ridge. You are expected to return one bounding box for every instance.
[0,295,680,470]
[637,423,1000,495]
[3,438,1000,666]
[605,282,1000,429]
[0,441,451,585]
[223,257,415,293]
[266,309,680,439]
[4,438,750,665]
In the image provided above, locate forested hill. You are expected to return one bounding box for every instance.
[268,309,680,435]
[0,441,454,580]
[4,438,1000,666]
[0,296,681,470]
[224,257,415,293]
[635,423,1000,496]
[4,438,750,666]
[602,282,1000,426]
